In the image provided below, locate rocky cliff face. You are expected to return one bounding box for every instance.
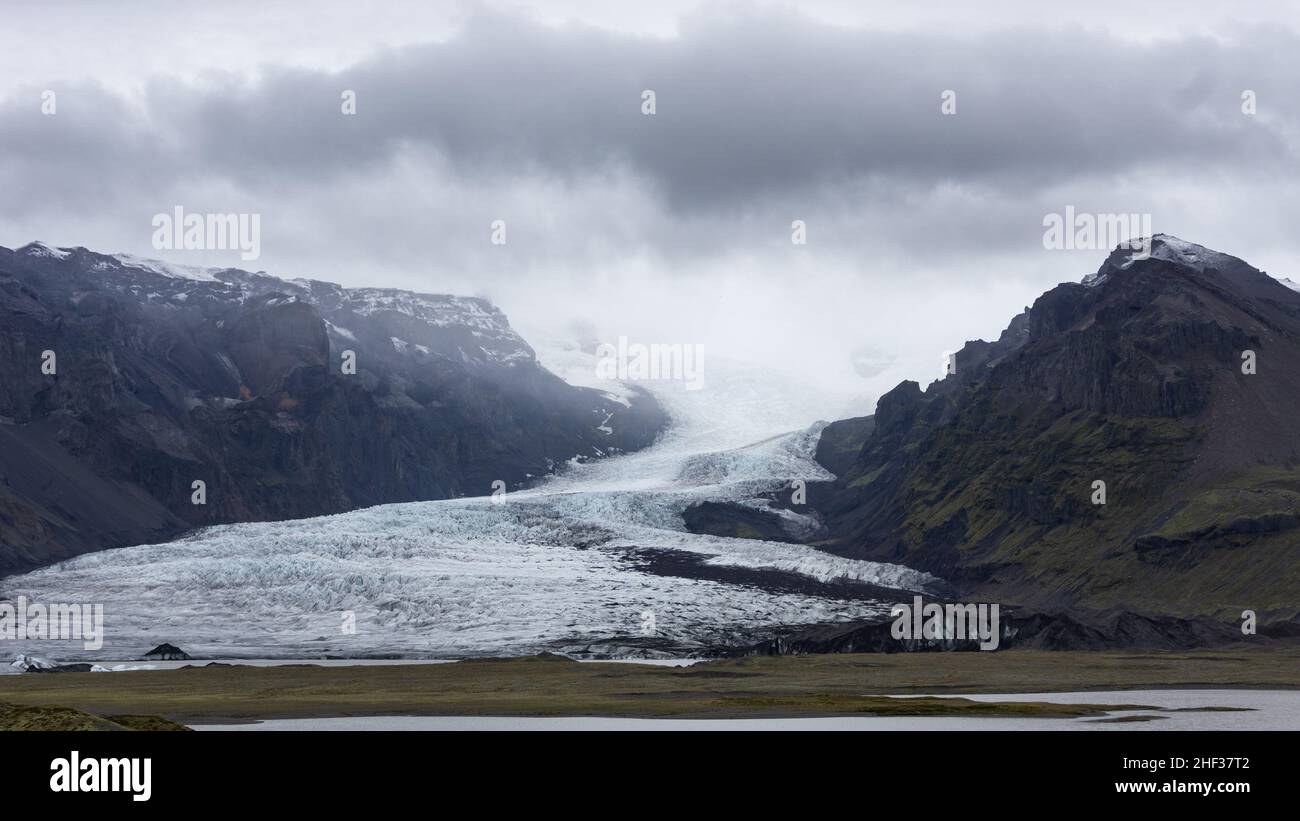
[0,242,666,573]
[817,236,1300,623]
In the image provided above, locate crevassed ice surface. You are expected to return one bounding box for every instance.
[2,343,936,660]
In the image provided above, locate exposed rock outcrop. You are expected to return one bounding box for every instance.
[142,643,190,661]
[816,236,1300,623]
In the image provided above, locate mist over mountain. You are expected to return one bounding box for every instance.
[0,242,665,573]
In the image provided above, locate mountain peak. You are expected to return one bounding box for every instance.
[18,240,72,260]
[1085,234,1250,287]
[1,241,536,366]
[1143,234,1239,270]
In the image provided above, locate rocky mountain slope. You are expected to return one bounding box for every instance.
[816,235,1300,624]
[0,242,665,573]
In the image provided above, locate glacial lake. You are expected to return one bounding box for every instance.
[190,689,1300,731]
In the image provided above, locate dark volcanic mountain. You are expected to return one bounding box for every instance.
[816,235,1300,624]
[0,242,666,573]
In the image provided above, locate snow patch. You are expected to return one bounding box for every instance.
[112,253,220,282]
[21,241,71,260]
[324,321,356,340]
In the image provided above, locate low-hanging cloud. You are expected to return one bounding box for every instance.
[3,5,1300,407]
[4,10,1297,216]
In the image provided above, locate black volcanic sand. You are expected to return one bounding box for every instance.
[0,647,1296,726]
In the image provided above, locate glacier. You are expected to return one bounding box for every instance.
[0,341,936,660]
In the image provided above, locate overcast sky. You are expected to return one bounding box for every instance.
[3,0,1299,414]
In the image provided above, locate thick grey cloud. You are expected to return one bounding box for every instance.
[3,4,1300,406]
[4,10,1297,215]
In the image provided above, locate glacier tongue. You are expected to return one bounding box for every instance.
[2,347,935,661]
